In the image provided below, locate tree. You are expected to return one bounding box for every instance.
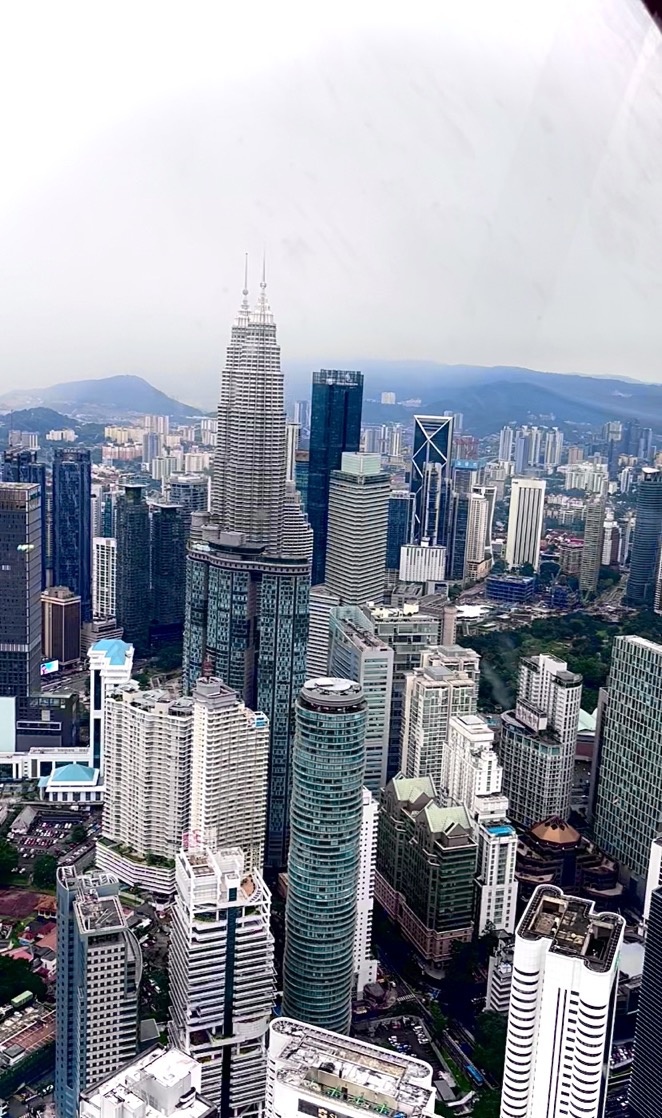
[0,957,46,1004]
[32,854,58,889]
[0,839,18,884]
[472,1093,501,1118]
[474,1011,508,1083]
[69,823,87,845]
[519,562,536,578]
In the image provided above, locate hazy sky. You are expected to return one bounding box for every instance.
[1,0,662,407]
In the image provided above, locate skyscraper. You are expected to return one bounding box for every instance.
[88,638,135,771]
[0,482,42,701]
[189,675,269,871]
[3,448,48,588]
[593,636,662,889]
[52,448,92,621]
[500,654,582,827]
[626,468,662,606]
[308,369,363,585]
[500,885,624,1118]
[543,426,563,470]
[168,473,209,514]
[92,536,117,619]
[169,842,274,1115]
[400,650,479,790]
[355,789,378,992]
[184,271,313,869]
[386,490,413,571]
[55,866,141,1118]
[579,494,606,596]
[150,501,187,638]
[628,886,662,1118]
[283,678,367,1034]
[498,426,514,462]
[505,478,546,570]
[41,586,81,667]
[409,415,453,547]
[116,485,151,654]
[325,453,389,605]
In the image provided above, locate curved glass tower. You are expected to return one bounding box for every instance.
[283,678,367,1033]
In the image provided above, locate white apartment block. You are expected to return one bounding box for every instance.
[501,886,624,1118]
[79,1047,215,1118]
[189,676,269,872]
[398,543,447,585]
[88,638,134,773]
[329,607,394,793]
[401,652,479,791]
[99,686,194,894]
[325,453,390,605]
[505,478,546,570]
[92,537,117,618]
[355,789,378,993]
[169,844,275,1116]
[500,654,582,827]
[306,585,341,677]
[266,1018,435,1118]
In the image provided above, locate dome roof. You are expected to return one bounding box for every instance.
[530,816,580,847]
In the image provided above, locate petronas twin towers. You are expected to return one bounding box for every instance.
[184,266,312,868]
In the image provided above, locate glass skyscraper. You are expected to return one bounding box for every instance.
[409,414,454,547]
[3,449,48,589]
[626,468,662,606]
[183,271,313,869]
[53,447,92,621]
[308,369,363,585]
[0,482,42,701]
[115,485,151,654]
[386,491,412,571]
[283,678,367,1033]
[150,501,187,638]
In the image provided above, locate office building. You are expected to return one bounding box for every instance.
[515,816,622,913]
[593,636,662,889]
[329,606,394,793]
[169,842,274,1116]
[376,776,476,965]
[92,536,117,619]
[602,518,620,566]
[184,274,312,869]
[325,453,389,605]
[3,448,48,588]
[485,572,537,604]
[189,675,269,872]
[168,473,209,514]
[88,638,134,771]
[116,485,151,654]
[283,679,367,1034]
[500,654,582,827]
[294,449,309,511]
[0,483,42,701]
[307,370,363,585]
[501,885,624,1118]
[399,542,447,586]
[409,415,453,547]
[355,789,378,993]
[629,886,662,1118]
[306,584,341,677]
[53,448,92,621]
[558,538,584,576]
[41,586,81,667]
[55,866,142,1118]
[386,490,413,571]
[266,1019,435,1118]
[150,502,187,637]
[580,495,606,596]
[627,468,662,605]
[400,646,479,790]
[499,426,514,463]
[99,686,194,894]
[505,478,546,570]
[79,1047,216,1118]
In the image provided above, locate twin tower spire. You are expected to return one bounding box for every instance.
[236,253,273,326]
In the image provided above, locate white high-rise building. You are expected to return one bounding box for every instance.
[285,421,299,484]
[398,542,447,585]
[189,676,269,872]
[169,843,275,1116]
[325,453,390,605]
[400,648,479,790]
[88,638,134,773]
[500,654,583,826]
[499,426,514,463]
[355,789,378,993]
[501,885,624,1118]
[543,427,564,470]
[92,537,117,619]
[306,584,341,677]
[266,1019,435,1118]
[328,606,394,793]
[98,685,193,894]
[505,479,546,570]
[444,714,517,935]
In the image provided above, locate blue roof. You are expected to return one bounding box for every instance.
[91,639,133,665]
[49,763,98,784]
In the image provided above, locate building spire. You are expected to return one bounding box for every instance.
[236,253,251,324]
[252,250,273,324]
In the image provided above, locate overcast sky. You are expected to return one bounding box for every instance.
[1,0,661,407]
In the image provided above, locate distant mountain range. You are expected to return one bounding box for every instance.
[0,375,204,422]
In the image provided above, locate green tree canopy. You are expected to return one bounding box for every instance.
[32,854,58,889]
[0,840,18,885]
[0,957,46,1004]
[474,1011,508,1083]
